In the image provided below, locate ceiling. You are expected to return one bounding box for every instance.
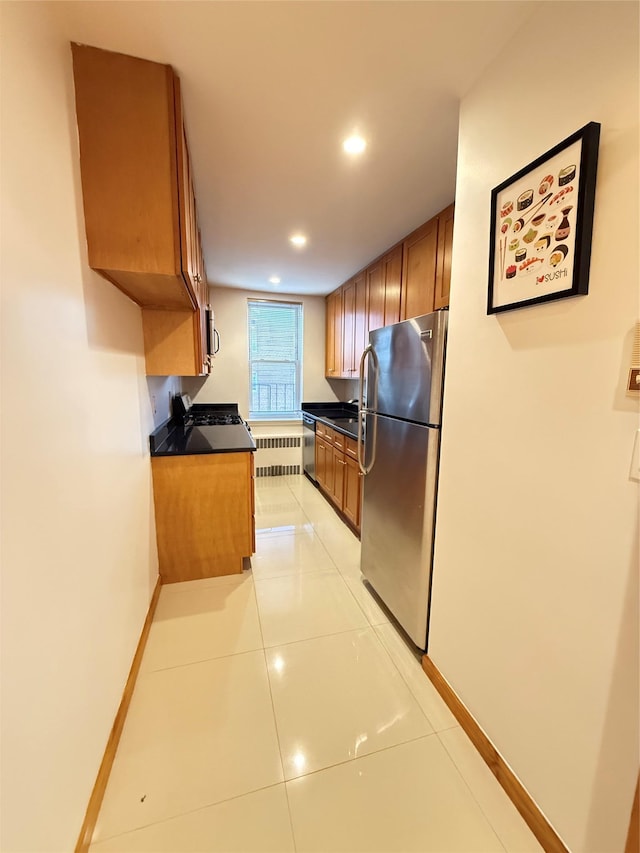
[55,1,535,296]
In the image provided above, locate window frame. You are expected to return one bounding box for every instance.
[247,298,303,421]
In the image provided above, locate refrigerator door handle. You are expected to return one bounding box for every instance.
[357,344,379,476]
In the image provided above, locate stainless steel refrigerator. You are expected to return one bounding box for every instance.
[357,310,447,650]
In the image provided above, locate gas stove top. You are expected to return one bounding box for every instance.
[172,394,247,429]
[185,412,244,427]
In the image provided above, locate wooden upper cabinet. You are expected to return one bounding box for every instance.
[324,202,454,379]
[367,260,384,333]
[325,289,342,378]
[400,216,439,321]
[434,203,454,310]
[71,43,195,311]
[342,278,356,377]
[354,271,368,373]
[383,244,402,326]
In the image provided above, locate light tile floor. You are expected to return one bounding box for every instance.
[91,475,542,852]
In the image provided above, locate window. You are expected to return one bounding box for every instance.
[248,300,303,420]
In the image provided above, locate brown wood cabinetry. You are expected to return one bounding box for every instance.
[71,43,211,377]
[315,426,363,533]
[366,259,385,334]
[150,452,255,583]
[382,245,402,326]
[434,203,455,310]
[341,278,357,377]
[325,203,453,380]
[400,204,455,319]
[400,217,439,321]
[325,289,343,378]
[353,271,368,376]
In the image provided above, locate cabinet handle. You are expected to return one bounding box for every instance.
[337,459,346,466]
[194,273,201,284]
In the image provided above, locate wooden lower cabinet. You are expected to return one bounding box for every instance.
[343,455,362,529]
[331,446,346,508]
[315,428,363,533]
[151,451,255,583]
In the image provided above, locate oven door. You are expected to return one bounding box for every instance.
[302,414,316,482]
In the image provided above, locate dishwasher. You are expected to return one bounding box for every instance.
[302,413,317,483]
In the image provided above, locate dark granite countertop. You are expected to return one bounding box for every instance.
[302,402,360,440]
[150,420,256,457]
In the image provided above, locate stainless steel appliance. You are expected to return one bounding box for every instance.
[302,413,316,482]
[357,311,447,650]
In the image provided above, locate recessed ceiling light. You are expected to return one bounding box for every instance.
[269,276,281,285]
[290,234,307,247]
[343,134,366,155]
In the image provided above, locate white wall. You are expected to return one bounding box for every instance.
[430,4,639,851]
[0,4,160,850]
[183,285,340,416]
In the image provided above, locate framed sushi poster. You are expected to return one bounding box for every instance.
[487,122,600,315]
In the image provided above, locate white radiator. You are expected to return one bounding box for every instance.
[252,430,303,477]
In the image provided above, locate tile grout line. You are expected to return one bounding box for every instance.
[372,624,461,735]
[435,730,510,853]
[90,780,294,849]
[256,477,300,852]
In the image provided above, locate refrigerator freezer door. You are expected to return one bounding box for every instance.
[360,413,440,648]
[367,311,447,426]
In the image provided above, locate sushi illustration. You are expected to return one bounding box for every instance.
[506,265,517,279]
[532,213,546,227]
[549,244,569,267]
[523,228,538,244]
[558,164,576,186]
[536,275,545,284]
[538,174,554,194]
[509,238,519,251]
[512,218,525,232]
[517,189,534,211]
[501,217,512,234]
[515,248,527,262]
[550,186,574,205]
[545,215,558,231]
[535,235,551,251]
[519,257,544,273]
[501,200,514,218]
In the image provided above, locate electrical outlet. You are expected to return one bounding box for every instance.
[628,368,640,393]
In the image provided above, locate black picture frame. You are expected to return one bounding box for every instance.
[487,122,600,315]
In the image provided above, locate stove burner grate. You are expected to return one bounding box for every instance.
[186,413,244,427]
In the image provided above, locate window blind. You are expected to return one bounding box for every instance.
[248,300,303,419]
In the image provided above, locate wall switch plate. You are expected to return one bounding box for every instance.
[630,429,640,482]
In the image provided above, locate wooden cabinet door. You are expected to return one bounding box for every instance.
[342,278,356,377]
[315,436,328,491]
[343,455,361,529]
[332,447,346,508]
[354,271,368,373]
[325,290,343,377]
[325,294,336,377]
[151,453,252,582]
[400,217,439,320]
[367,260,384,333]
[71,44,194,311]
[434,203,454,310]
[383,244,402,326]
[173,76,198,307]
